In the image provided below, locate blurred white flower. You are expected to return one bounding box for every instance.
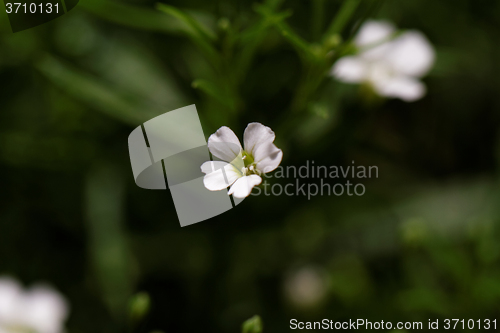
[284,266,328,308]
[332,20,435,102]
[201,123,283,198]
[0,277,69,333]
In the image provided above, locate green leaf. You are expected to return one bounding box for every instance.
[242,315,263,333]
[129,292,151,324]
[35,55,169,125]
[83,35,186,109]
[85,163,134,318]
[192,79,238,112]
[156,3,216,41]
[80,0,184,33]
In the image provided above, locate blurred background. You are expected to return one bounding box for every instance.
[1,0,500,332]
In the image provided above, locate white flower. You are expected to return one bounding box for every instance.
[332,20,435,102]
[0,277,69,333]
[201,122,283,198]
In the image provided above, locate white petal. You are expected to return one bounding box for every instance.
[22,285,69,333]
[366,61,392,84]
[203,171,230,191]
[387,31,435,77]
[243,123,276,156]
[201,161,241,191]
[201,161,228,174]
[373,75,426,102]
[253,143,283,173]
[228,175,262,198]
[355,20,395,48]
[207,126,242,162]
[0,277,23,324]
[356,21,397,61]
[332,56,368,83]
[361,42,394,61]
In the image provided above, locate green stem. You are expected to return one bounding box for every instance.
[291,62,328,113]
[156,3,221,71]
[323,0,361,41]
[311,0,325,40]
[255,4,317,62]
